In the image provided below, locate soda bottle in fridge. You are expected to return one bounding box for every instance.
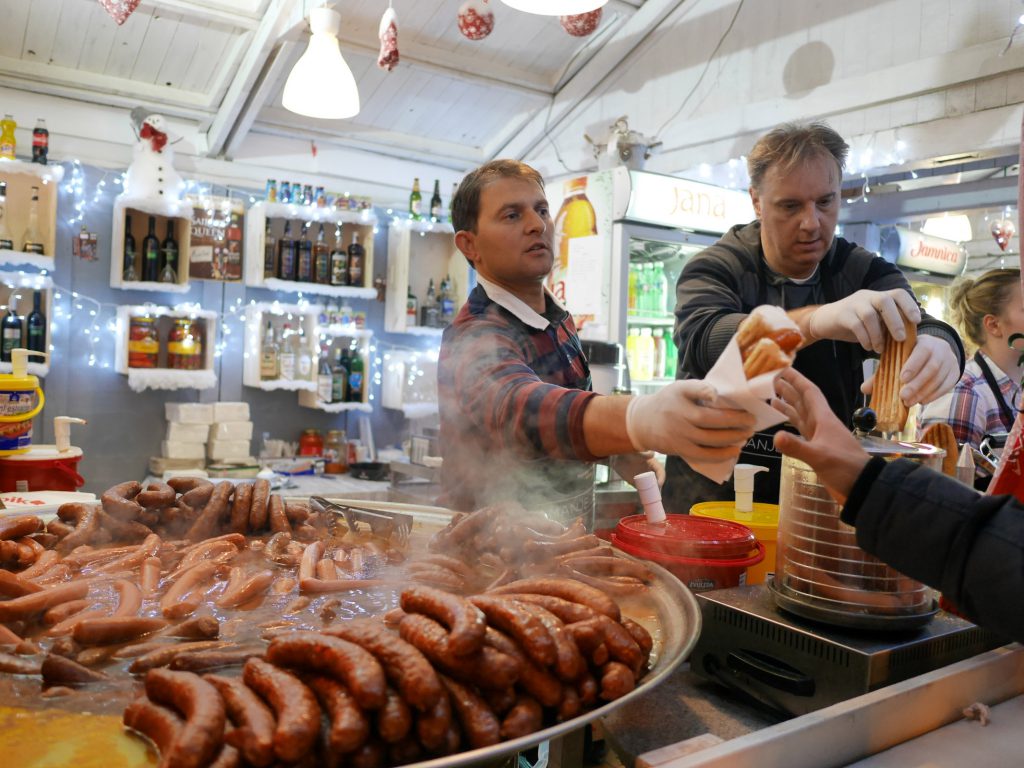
[31,119,48,164]
[652,261,669,316]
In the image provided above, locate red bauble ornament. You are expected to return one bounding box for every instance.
[98,0,140,25]
[991,219,1016,252]
[458,0,494,41]
[561,9,602,37]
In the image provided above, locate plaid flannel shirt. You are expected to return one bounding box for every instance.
[437,278,598,512]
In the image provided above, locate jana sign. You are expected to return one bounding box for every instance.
[882,226,966,277]
[622,171,755,233]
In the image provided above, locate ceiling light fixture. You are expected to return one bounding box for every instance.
[283,6,360,120]
[500,0,607,16]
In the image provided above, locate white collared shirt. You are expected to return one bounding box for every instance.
[475,275,565,331]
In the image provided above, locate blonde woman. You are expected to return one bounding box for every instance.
[918,268,1024,451]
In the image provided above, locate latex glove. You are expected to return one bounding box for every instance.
[625,381,756,467]
[773,368,870,504]
[808,289,921,353]
[861,333,960,406]
[610,451,665,488]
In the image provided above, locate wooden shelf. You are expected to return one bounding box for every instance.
[384,223,468,334]
[0,249,54,272]
[110,195,193,291]
[115,304,217,382]
[296,394,373,413]
[0,160,63,260]
[260,278,376,300]
[242,302,319,391]
[126,368,217,392]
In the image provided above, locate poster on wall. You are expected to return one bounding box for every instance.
[188,196,244,281]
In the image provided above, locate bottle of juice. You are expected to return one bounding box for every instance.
[550,176,597,303]
[664,329,679,378]
[0,115,15,160]
[635,327,655,381]
[625,328,640,381]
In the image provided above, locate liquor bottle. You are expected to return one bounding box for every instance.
[347,351,364,403]
[295,326,313,381]
[422,278,439,327]
[142,216,160,281]
[21,186,44,255]
[260,319,279,380]
[449,182,457,221]
[313,224,331,284]
[439,275,455,325]
[406,286,418,326]
[330,225,347,286]
[0,182,12,250]
[263,219,276,279]
[550,176,597,303]
[430,179,442,220]
[332,348,349,402]
[278,323,296,380]
[409,178,422,220]
[317,346,334,402]
[159,220,179,283]
[277,220,296,280]
[265,180,277,203]
[297,223,314,282]
[0,115,15,160]
[25,291,45,353]
[31,119,48,165]
[302,184,313,207]
[346,232,365,287]
[315,186,326,207]
[123,214,137,281]
[279,181,292,204]
[1,306,22,362]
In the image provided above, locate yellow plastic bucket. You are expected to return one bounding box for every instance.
[690,501,779,585]
[0,349,47,456]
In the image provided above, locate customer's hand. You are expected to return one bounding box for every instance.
[611,451,665,487]
[861,334,960,406]
[626,381,756,467]
[772,368,871,504]
[808,289,921,353]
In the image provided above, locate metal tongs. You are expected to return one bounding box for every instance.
[310,496,413,543]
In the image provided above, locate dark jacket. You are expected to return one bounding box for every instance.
[844,457,1023,642]
[662,221,965,513]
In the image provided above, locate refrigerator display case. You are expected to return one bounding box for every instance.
[546,167,754,392]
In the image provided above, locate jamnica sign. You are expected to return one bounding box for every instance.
[887,226,967,277]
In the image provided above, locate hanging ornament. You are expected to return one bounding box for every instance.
[560,8,602,37]
[991,219,1016,252]
[98,0,140,25]
[378,5,400,71]
[458,0,495,41]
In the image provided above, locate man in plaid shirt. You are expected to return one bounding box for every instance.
[438,160,758,521]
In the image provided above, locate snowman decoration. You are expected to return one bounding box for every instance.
[123,107,185,203]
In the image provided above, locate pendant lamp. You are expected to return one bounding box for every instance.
[500,0,607,15]
[283,7,360,119]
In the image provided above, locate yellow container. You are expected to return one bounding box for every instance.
[690,501,779,585]
[0,349,47,456]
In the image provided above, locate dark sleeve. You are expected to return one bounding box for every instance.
[673,247,746,378]
[844,458,1024,641]
[859,248,966,375]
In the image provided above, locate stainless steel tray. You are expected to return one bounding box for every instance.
[405,558,702,768]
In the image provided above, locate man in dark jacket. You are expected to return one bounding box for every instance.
[662,122,965,512]
[773,367,1022,643]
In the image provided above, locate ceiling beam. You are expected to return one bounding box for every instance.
[492,0,688,161]
[148,0,263,29]
[205,0,300,157]
[223,41,300,159]
[841,175,1018,225]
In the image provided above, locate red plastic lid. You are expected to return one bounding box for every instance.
[613,513,757,560]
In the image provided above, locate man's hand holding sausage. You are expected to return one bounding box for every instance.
[804,288,921,352]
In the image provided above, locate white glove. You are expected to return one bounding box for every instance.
[808,289,921,353]
[861,333,960,406]
[625,381,756,466]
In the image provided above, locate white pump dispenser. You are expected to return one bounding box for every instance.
[634,470,666,524]
[54,416,87,453]
[733,463,768,521]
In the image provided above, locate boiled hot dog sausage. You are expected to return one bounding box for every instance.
[399,585,485,657]
[303,673,372,752]
[0,514,41,540]
[243,656,322,764]
[145,668,227,768]
[487,577,620,621]
[266,631,387,710]
[100,480,143,521]
[205,672,276,768]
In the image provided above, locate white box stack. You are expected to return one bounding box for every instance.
[208,402,254,463]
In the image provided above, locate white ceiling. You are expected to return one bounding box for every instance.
[0,0,665,170]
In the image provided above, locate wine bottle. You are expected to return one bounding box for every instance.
[277,221,296,280]
[313,224,331,284]
[159,220,179,283]
[1,306,22,362]
[0,182,12,250]
[142,216,160,281]
[430,179,442,220]
[22,186,43,255]
[297,222,314,282]
[332,348,349,402]
[346,231,364,287]
[409,178,422,220]
[25,291,45,353]
[263,219,276,279]
[123,214,138,281]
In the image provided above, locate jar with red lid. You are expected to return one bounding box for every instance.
[298,428,323,456]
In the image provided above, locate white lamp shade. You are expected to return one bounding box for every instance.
[500,0,607,15]
[282,7,360,120]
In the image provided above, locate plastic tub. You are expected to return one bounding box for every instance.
[690,501,779,585]
[611,514,764,592]
[0,445,84,492]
